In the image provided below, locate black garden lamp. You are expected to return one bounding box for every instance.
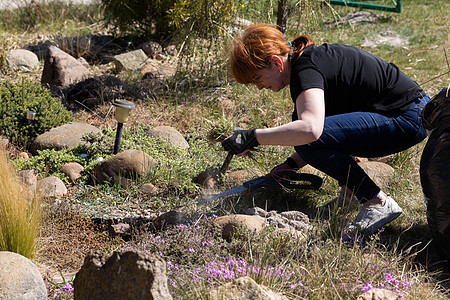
[112,99,135,154]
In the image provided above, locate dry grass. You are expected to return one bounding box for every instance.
[0,147,41,259]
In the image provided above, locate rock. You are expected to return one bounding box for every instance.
[152,211,189,231]
[217,96,235,115]
[140,182,158,195]
[37,176,67,198]
[246,207,311,234]
[196,168,220,189]
[18,152,29,160]
[141,41,163,58]
[0,136,8,147]
[6,49,39,70]
[93,149,158,186]
[73,250,172,300]
[18,169,37,200]
[213,215,265,240]
[41,46,89,87]
[114,49,148,71]
[165,45,177,57]
[77,56,90,68]
[148,126,189,149]
[108,222,131,239]
[356,288,400,300]
[358,161,395,189]
[353,156,368,163]
[0,251,47,300]
[18,169,37,187]
[206,276,287,300]
[60,162,84,182]
[326,11,380,26]
[301,165,324,176]
[225,169,264,186]
[140,63,159,78]
[362,29,409,48]
[31,122,100,154]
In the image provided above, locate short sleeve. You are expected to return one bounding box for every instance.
[290,68,325,102]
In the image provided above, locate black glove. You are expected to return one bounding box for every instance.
[222,129,259,155]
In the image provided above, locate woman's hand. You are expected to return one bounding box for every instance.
[221,129,260,155]
[266,157,300,179]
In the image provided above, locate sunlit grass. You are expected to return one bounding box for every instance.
[0,148,41,259]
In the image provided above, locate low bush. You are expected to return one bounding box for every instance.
[0,79,73,147]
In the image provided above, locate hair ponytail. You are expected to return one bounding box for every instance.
[291,35,315,56]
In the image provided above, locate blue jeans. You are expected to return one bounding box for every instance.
[295,95,430,203]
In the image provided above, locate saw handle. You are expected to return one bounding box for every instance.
[243,173,322,190]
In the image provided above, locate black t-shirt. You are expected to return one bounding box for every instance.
[290,44,424,119]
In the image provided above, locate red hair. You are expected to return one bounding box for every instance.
[230,24,314,84]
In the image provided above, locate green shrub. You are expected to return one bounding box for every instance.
[100,0,235,40]
[0,80,74,147]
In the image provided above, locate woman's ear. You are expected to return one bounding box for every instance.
[271,55,283,72]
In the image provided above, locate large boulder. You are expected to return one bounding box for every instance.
[0,251,47,300]
[73,250,172,300]
[41,46,89,88]
[93,149,157,186]
[31,122,100,154]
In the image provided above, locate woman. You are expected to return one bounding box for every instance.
[222,24,430,235]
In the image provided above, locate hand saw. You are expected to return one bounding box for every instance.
[197,172,322,205]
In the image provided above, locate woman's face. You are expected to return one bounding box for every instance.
[252,56,289,92]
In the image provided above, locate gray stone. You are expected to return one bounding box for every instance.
[0,251,47,300]
[6,49,39,70]
[93,149,158,186]
[206,276,287,300]
[362,29,408,48]
[37,176,67,198]
[358,161,395,190]
[31,122,100,154]
[73,250,172,300]
[213,215,265,241]
[41,46,89,87]
[140,182,158,195]
[60,162,84,182]
[225,168,264,186]
[356,288,400,300]
[148,126,189,149]
[152,211,189,231]
[246,207,311,233]
[114,49,148,71]
[141,41,163,58]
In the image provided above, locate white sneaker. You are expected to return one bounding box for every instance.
[346,196,402,235]
[316,190,358,216]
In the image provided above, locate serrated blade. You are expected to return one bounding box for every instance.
[196,184,247,205]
